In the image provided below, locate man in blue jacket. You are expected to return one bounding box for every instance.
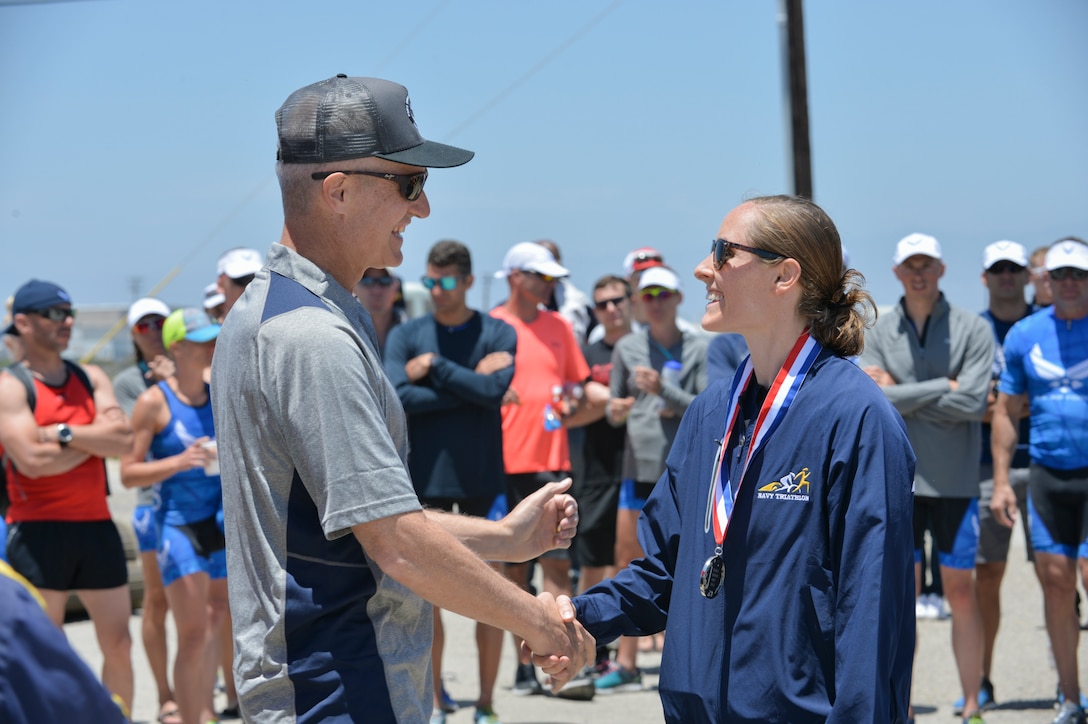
[384,239,517,724]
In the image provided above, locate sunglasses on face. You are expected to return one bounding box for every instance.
[640,288,676,302]
[986,261,1026,275]
[594,296,627,311]
[311,169,428,201]
[358,276,395,288]
[711,238,786,268]
[134,317,166,334]
[33,307,76,322]
[421,275,460,291]
[1049,267,1088,282]
[521,270,558,283]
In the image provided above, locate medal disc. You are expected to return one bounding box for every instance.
[700,555,725,599]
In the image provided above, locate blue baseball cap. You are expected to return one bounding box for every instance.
[162,307,221,348]
[6,279,72,335]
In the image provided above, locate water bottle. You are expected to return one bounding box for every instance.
[543,384,564,431]
[655,360,683,412]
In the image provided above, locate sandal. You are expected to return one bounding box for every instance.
[158,702,182,724]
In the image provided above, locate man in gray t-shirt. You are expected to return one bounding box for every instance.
[211,75,592,723]
[860,233,993,723]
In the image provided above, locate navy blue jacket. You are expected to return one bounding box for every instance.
[384,311,516,499]
[575,351,916,723]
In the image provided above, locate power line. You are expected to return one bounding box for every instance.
[443,0,625,141]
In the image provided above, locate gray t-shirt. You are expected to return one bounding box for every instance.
[859,294,993,498]
[611,329,709,483]
[113,364,156,508]
[211,243,427,723]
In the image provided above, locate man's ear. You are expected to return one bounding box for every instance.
[318,173,351,214]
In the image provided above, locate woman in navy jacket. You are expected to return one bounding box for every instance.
[573,196,916,723]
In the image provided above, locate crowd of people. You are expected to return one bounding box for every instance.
[0,72,1086,724]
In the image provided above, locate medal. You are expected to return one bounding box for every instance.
[700,549,725,599]
[701,331,822,600]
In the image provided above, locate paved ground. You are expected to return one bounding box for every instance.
[65,484,1087,723]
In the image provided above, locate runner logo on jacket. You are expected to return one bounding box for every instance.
[756,467,811,502]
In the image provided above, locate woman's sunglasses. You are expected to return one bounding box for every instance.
[711,238,786,269]
[134,317,166,334]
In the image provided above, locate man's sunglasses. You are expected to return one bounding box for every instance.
[521,270,558,283]
[311,169,427,202]
[33,307,76,322]
[1049,267,1088,282]
[711,238,786,268]
[986,261,1026,275]
[421,275,460,291]
[134,317,166,334]
[640,288,676,302]
[594,296,627,311]
[358,276,395,288]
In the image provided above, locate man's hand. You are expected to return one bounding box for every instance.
[475,351,514,375]
[863,365,895,387]
[501,478,578,561]
[519,593,595,690]
[607,396,634,424]
[990,481,1018,529]
[632,365,662,395]
[405,353,437,383]
[501,387,520,406]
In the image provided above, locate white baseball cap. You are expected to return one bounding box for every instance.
[217,248,264,279]
[126,298,171,328]
[1045,239,1088,272]
[637,266,681,292]
[495,242,569,279]
[893,233,942,265]
[203,282,226,310]
[982,241,1028,271]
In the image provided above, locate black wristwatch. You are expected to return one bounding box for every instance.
[56,423,73,447]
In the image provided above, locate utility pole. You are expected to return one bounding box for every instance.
[780,0,813,199]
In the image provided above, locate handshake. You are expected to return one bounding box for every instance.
[519,592,595,692]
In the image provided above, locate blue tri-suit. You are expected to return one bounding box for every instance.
[574,349,916,723]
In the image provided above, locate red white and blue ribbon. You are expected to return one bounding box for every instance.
[705,330,822,546]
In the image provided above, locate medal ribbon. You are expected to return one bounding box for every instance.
[707,331,822,546]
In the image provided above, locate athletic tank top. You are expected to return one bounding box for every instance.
[149,381,222,527]
[5,370,108,523]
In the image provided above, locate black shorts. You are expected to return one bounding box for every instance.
[507,471,570,561]
[6,519,128,591]
[419,496,494,518]
[570,479,620,569]
[1028,464,1088,558]
[912,496,979,570]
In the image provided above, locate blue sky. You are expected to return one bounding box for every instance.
[2,0,1086,328]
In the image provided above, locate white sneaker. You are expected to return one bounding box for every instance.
[915,594,937,619]
[930,593,950,620]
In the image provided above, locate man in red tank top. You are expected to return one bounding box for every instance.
[0,279,135,718]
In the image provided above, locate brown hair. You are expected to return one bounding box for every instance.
[427,239,473,277]
[744,195,875,358]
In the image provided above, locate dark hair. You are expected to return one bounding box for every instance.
[593,274,631,296]
[427,240,472,277]
[744,195,875,358]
